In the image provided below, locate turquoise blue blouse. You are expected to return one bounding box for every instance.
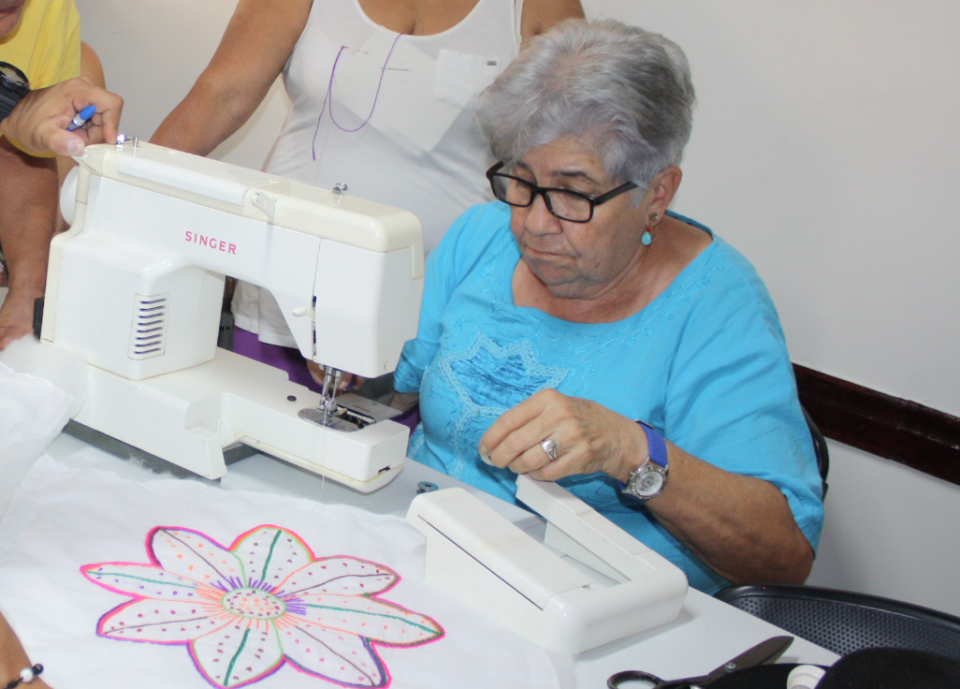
[395,201,823,593]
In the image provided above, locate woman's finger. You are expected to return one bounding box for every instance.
[483,391,578,470]
[479,391,556,463]
[504,432,566,474]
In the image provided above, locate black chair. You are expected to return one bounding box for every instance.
[801,405,829,499]
[716,584,960,661]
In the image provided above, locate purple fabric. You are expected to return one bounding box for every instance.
[396,407,421,433]
[232,326,421,432]
[232,326,325,394]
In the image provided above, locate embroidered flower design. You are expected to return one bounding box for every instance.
[81,525,443,688]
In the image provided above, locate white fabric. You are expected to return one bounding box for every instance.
[0,456,560,689]
[234,0,520,347]
[0,337,86,515]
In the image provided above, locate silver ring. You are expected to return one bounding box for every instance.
[540,437,559,462]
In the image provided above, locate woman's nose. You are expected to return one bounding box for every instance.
[524,192,562,235]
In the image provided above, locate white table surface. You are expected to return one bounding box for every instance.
[35,432,838,688]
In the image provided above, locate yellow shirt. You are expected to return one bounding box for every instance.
[0,0,82,153]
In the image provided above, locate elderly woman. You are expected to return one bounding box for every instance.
[393,19,823,593]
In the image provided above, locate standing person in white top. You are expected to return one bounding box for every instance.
[151,0,584,395]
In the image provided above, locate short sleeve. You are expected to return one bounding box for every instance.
[663,249,824,551]
[0,0,82,155]
[26,0,82,89]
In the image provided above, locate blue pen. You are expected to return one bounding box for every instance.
[66,105,96,132]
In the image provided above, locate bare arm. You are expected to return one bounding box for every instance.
[635,437,813,584]
[480,390,814,585]
[519,0,584,43]
[0,611,52,689]
[0,139,59,349]
[151,0,312,155]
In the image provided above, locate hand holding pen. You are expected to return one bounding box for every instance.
[0,76,123,157]
[65,104,97,132]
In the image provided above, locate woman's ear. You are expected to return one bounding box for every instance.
[648,166,683,218]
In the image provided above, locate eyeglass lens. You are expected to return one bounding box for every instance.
[490,175,593,222]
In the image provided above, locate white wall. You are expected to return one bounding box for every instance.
[808,443,960,615]
[587,0,960,417]
[74,0,287,170]
[74,1,960,615]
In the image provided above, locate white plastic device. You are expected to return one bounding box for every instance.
[406,475,688,653]
[44,142,424,491]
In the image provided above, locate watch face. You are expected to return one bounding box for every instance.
[627,464,667,499]
[0,62,29,92]
[636,470,665,496]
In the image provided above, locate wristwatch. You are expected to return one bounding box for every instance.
[620,420,669,501]
[0,62,30,124]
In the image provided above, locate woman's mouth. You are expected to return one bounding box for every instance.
[0,0,25,16]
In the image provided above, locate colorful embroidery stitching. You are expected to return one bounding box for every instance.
[81,525,443,688]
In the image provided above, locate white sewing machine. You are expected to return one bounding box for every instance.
[42,141,424,492]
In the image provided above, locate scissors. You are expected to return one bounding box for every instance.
[607,635,793,689]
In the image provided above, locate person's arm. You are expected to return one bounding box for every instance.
[519,0,584,43]
[1,611,52,689]
[0,138,58,349]
[479,390,814,584]
[0,77,122,157]
[151,0,312,155]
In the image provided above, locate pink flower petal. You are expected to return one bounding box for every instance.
[281,621,385,687]
[98,598,229,643]
[82,562,201,601]
[289,592,442,646]
[231,526,311,590]
[190,620,284,688]
[276,557,397,598]
[150,527,244,588]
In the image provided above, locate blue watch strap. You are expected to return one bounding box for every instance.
[636,420,668,468]
[617,420,668,492]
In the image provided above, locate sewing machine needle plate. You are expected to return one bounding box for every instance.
[298,392,403,432]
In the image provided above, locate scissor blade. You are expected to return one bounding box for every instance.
[705,636,793,683]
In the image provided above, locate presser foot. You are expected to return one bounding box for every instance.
[298,392,403,432]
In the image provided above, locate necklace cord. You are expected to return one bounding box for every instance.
[312,32,404,160]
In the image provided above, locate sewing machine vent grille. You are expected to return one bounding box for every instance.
[128,293,170,359]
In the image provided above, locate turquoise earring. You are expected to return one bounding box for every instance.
[642,213,659,246]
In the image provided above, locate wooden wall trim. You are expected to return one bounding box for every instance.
[793,364,960,486]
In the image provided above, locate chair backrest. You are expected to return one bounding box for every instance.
[801,405,830,499]
[716,584,960,660]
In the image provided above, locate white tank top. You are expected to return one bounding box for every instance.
[235,0,522,346]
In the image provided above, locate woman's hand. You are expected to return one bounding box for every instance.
[478,389,648,482]
[479,388,814,585]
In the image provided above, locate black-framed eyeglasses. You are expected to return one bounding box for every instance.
[486,162,638,223]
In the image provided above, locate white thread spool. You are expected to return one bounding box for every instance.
[787,664,827,689]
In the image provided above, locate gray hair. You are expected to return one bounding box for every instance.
[476,19,695,195]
